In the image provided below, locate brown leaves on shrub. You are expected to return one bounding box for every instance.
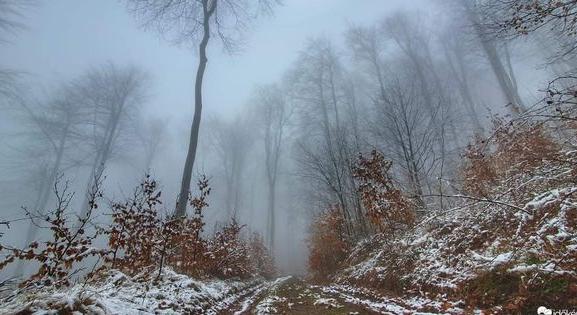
[106,174,164,273]
[0,180,107,288]
[461,118,564,200]
[1,173,275,291]
[353,150,415,235]
[205,220,252,279]
[308,206,350,282]
[105,175,272,280]
[248,232,276,279]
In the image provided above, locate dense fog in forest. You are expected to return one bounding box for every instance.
[1,1,576,313]
[0,0,452,274]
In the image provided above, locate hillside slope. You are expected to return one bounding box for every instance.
[332,124,577,313]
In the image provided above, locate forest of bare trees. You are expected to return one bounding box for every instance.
[1,0,576,313]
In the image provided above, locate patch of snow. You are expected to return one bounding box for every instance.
[313,297,342,308]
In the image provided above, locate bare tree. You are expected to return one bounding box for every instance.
[382,13,440,119]
[439,25,485,134]
[0,70,18,100]
[126,0,278,217]
[479,0,577,69]
[76,63,147,219]
[370,77,441,210]
[254,84,290,251]
[207,115,255,218]
[458,0,527,115]
[478,0,577,124]
[9,84,87,276]
[381,12,462,154]
[0,0,33,41]
[346,25,388,110]
[288,38,368,238]
[0,0,34,99]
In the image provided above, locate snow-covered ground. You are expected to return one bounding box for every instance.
[0,268,463,314]
[0,268,270,314]
[333,172,577,312]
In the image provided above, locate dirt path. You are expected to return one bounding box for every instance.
[220,276,445,315]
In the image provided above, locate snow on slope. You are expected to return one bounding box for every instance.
[335,185,577,310]
[0,268,269,314]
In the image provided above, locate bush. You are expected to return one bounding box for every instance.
[353,150,415,235]
[106,175,164,274]
[308,206,350,282]
[105,175,271,280]
[0,173,275,293]
[461,118,564,200]
[205,220,251,278]
[0,180,107,288]
[248,232,276,279]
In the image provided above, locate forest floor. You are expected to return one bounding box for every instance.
[0,270,457,314]
[223,276,450,314]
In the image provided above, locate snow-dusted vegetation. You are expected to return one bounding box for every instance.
[329,121,577,312]
[1,268,272,314]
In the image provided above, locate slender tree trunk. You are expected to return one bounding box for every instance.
[402,114,425,209]
[225,166,234,216]
[267,181,276,252]
[344,83,368,236]
[481,39,526,114]
[328,65,341,130]
[462,0,526,115]
[232,158,242,218]
[36,124,69,214]
[174,1,215,217]
[503,44,519,93]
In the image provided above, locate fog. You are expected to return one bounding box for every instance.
[0,0,560,278]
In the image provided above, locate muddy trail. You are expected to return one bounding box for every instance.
[221,276,449,315]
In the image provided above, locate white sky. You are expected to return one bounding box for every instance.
[1,0,429,123]
[0,0,433,199]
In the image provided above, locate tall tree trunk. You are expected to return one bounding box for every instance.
[344,83,368,236]
[319,77,352,238]
[481,39,526,114]
[232,158,242,218]
[265,130,275,250]
[174,0,215,217]
[266,180,276,252]
[264,102,284,251]
[463,0,526,115]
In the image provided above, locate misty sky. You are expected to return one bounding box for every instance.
[1,0,430,125]
[0,0,438,218]
[0,0,547,206]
